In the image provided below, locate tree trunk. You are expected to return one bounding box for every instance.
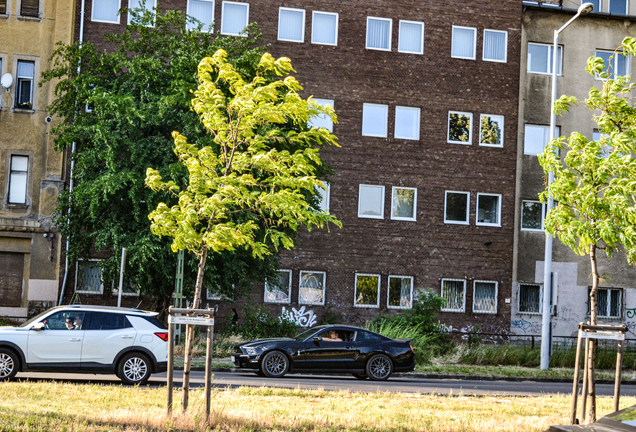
[181,245,208,412]
[587,243,599,423]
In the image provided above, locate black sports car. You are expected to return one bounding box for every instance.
[232,325,415,380]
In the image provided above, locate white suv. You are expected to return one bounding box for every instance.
[0,305,168,385]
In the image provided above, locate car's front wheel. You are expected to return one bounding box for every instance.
[365,354,393,381]
[260,351,289,378]
[117,352,151,385]
[0,348,19,382]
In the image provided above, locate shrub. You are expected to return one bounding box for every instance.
[235,303,298,340]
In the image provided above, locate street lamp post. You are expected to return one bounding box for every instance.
[540,2,595,370]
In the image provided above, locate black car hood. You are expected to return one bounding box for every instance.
[240,338,295,348]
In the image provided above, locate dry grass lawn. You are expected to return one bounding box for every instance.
[0,380,633,431]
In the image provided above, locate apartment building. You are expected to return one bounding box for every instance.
[0,0,74,319]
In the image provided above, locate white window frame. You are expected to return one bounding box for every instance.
[311,11,338,46]
[278,7,305,43]
[127,0,157,26]
[527,42,563,76]
[609,0,628,14]
[317,182,330,213]
[482,29,508,63]
[472,280,498,314]
[476,193,502,227]
[518,284,543,315]
[521,200,545,232]
[440,278,466,312]
[15,59,36,110]
[264,269,292,304]
[91,0,121,24]
[589,287,623,318]
[298,270,326,305]
[451,25,477,60]
[354,273,381,308]
[7,154,29,205]
[479,114,504,147]
[524,124,560,156]
[358,184,385,219]
[221,1,249,36]
[111,280,141,297]
[447,111,473,145]
[387,275,414,309]
[75,259,104,294]
[365,17,392,52]
[362,103,388,138]
[390,186,417,221]
[444,191,470,225]
[595,49,630,80]
[186,0,215,32]
[308,98,334,132]
[394,106,421,140]
[397,20,424,55]
[588,0,602,13]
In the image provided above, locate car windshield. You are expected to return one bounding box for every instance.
[294,326,326,341]
[18,309,54,327]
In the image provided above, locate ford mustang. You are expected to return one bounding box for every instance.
[232,325,415,380]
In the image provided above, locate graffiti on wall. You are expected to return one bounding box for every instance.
[626,308,636,319]
[280,306,317,328]
[511,318,533,333]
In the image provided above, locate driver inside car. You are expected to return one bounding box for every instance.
[322,330,343,342]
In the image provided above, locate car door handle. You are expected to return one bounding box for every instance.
[120,336,134,339]
[69,338,81,342]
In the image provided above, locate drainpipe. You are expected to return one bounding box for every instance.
[58,0,86,305]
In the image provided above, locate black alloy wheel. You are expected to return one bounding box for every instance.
[365,354,393,381]
[261,351,289,378]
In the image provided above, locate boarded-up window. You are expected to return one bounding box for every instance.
[21,0,39,17]
[0,253,24,307]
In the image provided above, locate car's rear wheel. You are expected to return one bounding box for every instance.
[352,373,368,380]
[0,348,19,382]
[117,352,151,385]
[261,351,289,378]
[365,354,393,381]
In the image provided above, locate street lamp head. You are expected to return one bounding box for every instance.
[578,2,595,14]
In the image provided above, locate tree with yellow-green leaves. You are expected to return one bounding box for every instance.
[146,49,341,410]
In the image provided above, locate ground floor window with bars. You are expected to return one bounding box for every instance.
[441,279,465,312]
[588,288,622,319]
[518,284,541,314]
[473,280,497,314]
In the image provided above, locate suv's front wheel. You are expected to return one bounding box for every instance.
[0,348,19,381]
[117,352,152,385]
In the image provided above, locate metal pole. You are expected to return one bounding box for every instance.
[615,338,624,412]
[570,328,584,424]
[204,310,214,423]
[117,247,127,308]
[167,312,174,416]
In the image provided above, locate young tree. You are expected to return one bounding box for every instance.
[539,37,636,423]
[42,8,310,308]
[146,49,341,410]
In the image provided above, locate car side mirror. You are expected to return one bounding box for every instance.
[32,322,45,331]
[312,337,322,342]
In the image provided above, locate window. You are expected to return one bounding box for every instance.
[308,98,334,132]
[394,106,420,140]
[0,1,6,14]
[609,0,628,14]
[20,0,39,17]
[521,200,544,231]
[518,284,541,314]
[355,274,380,308]
[479,114,503,147]
[448,111,472,144]
[92,0,120,23]
[128,0,156,24]
[187,0,215,31]
[476,193,501,226]
[312,11,338,46]
[206,287,223,300]
[588,288,622,318]
[588,0,601,12]
[391,187,417,221]
[221,1,249,36]
[362,103,388,137]
[45,311,86,330]
[595,50,629,79]
[75,260,104,294]
[366,17,392,51]
[593,130,613,157]
[444,191,469,225]
[441,279,465,312]
[398,20,424,54]
[483,30,507,62]
[264,270,291,303]
[527,43,563,75]
[86,312,132,330]
[278,7,305,42]
[316,182,330,212]
[358,184,384,219]
[524,124,560,155]
[8,155,28,205]
[473,281,497,314]
[388,276,413,309]
[451,26,476,60]
[299,271,326,305]
[16,60,34,109]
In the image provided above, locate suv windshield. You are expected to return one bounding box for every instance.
[19,309,54,328]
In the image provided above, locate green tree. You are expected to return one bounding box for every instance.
[41,7,303,309]
[145,49,340,410]
[538,37,636,422]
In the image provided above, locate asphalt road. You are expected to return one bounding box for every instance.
[15,370,636,397]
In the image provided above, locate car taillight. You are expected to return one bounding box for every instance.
[154,332,169,341]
